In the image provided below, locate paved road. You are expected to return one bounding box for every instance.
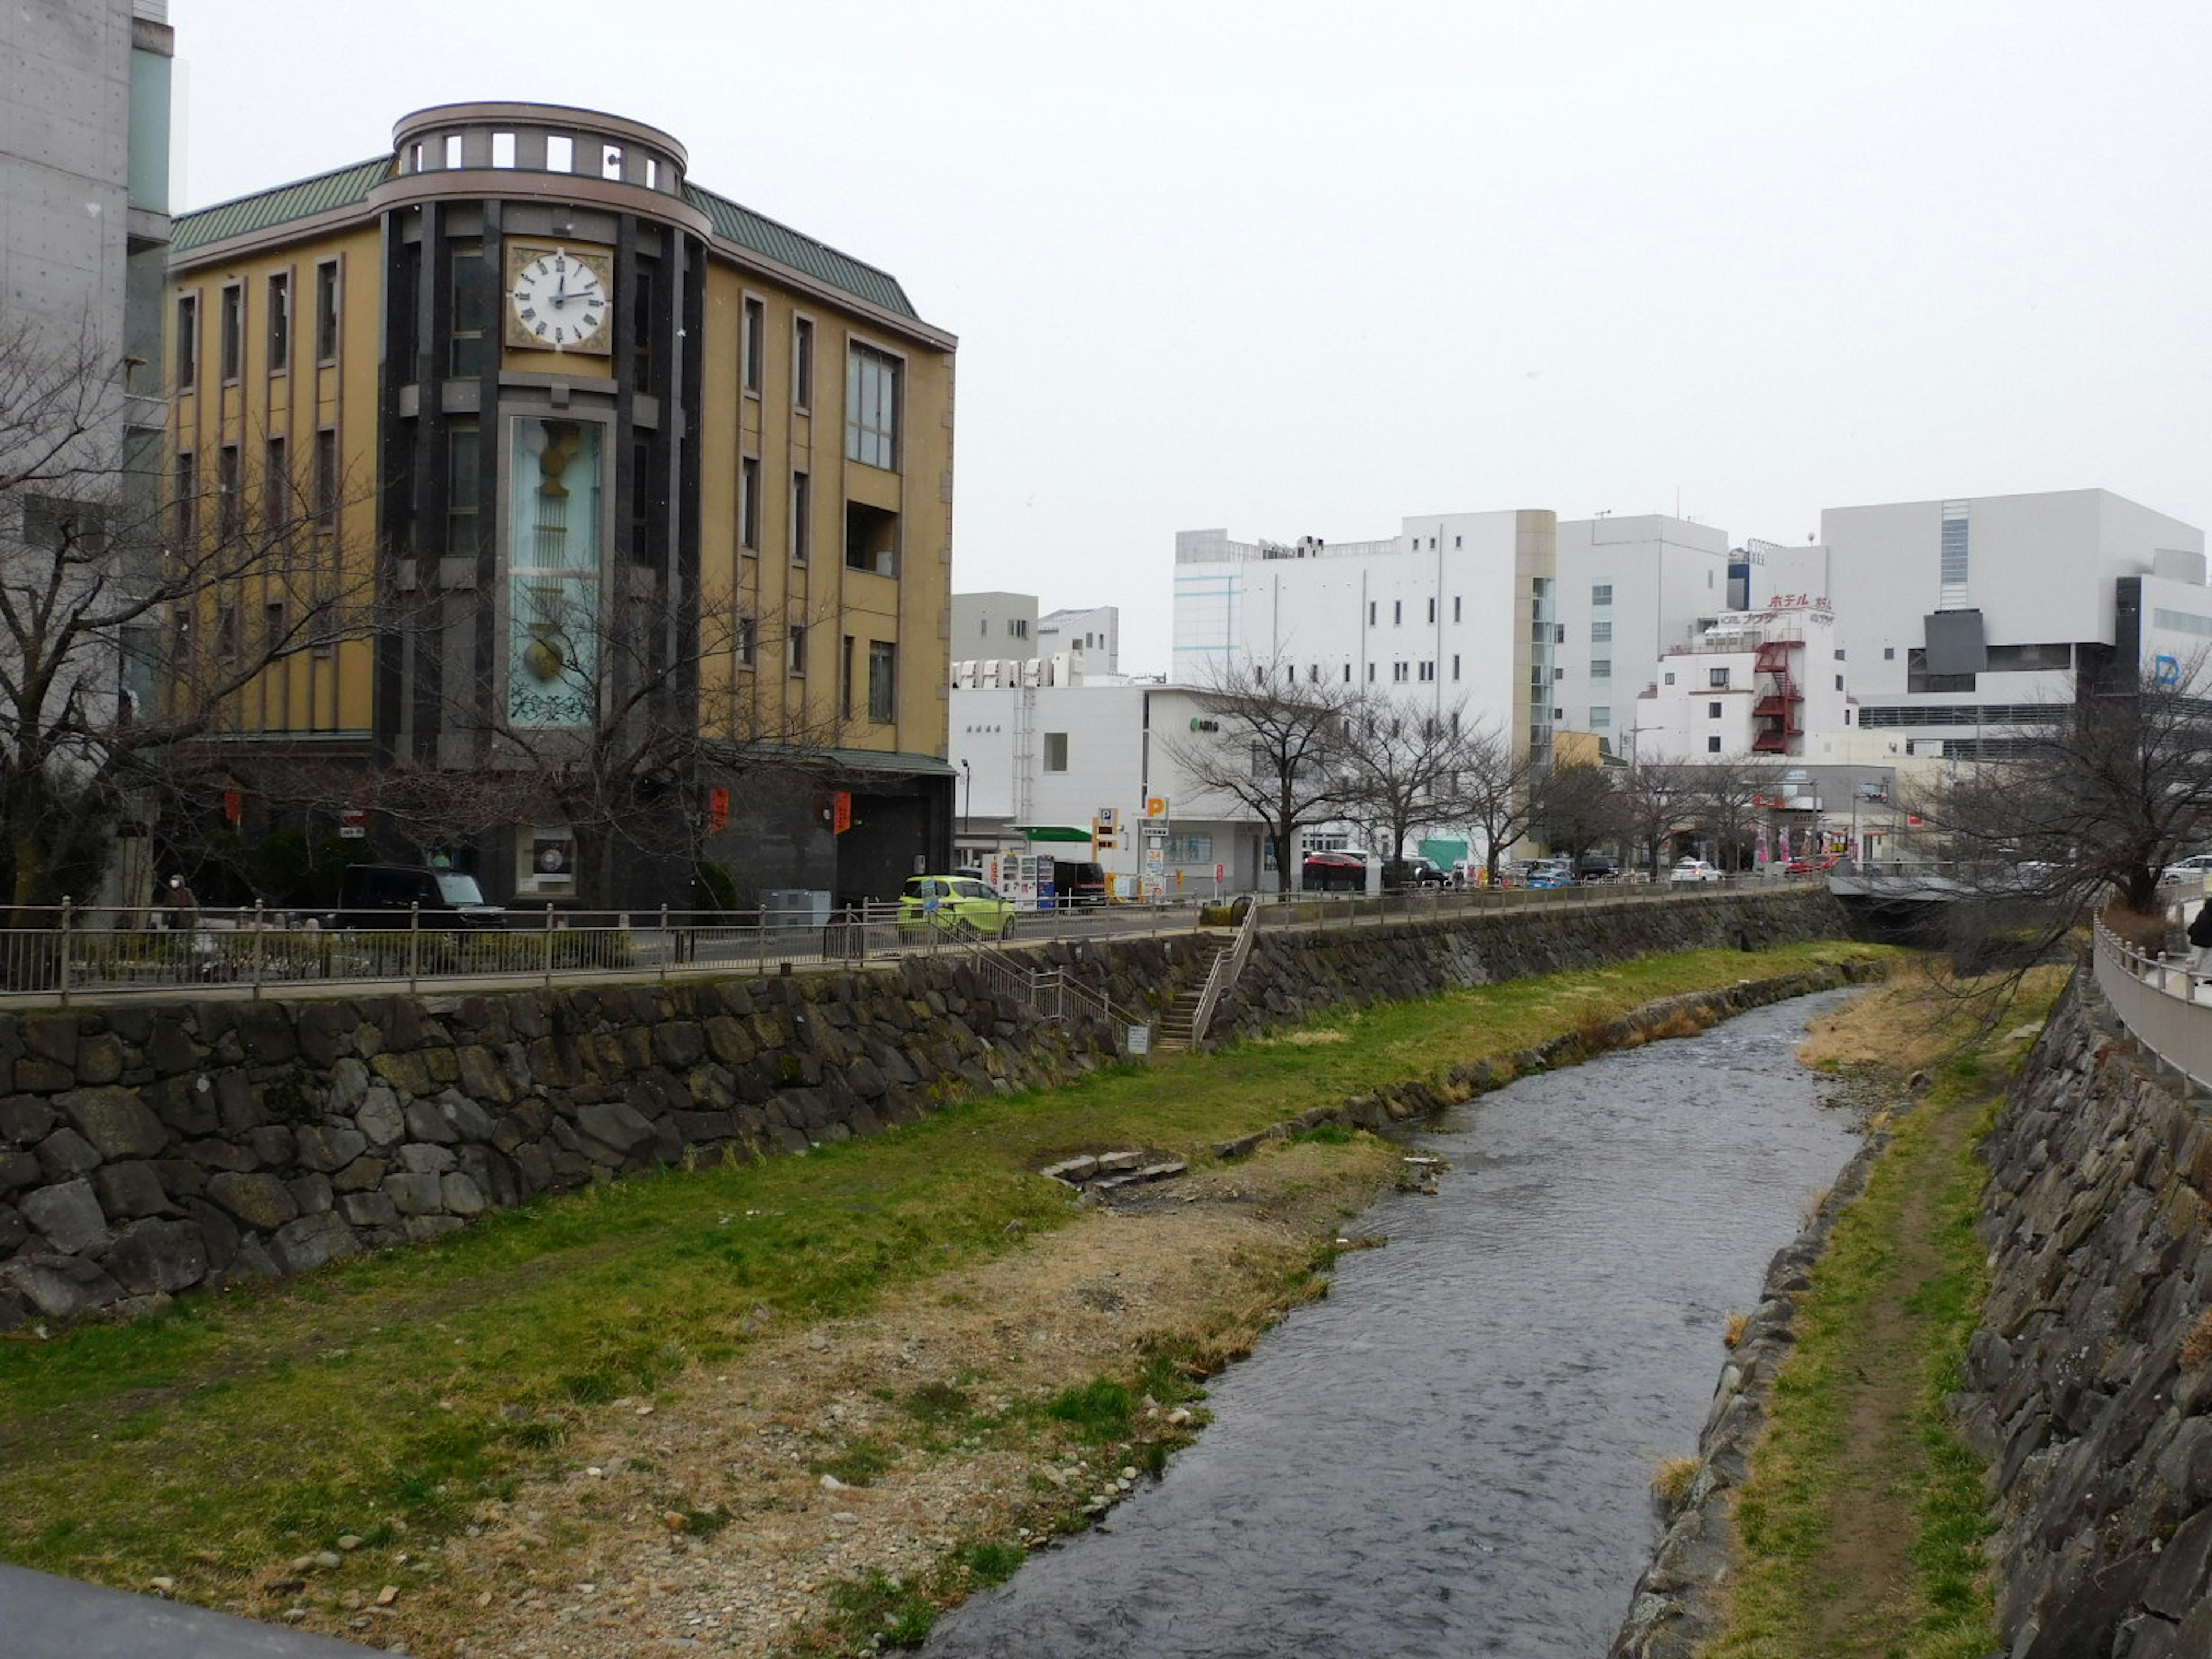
[0,1563,372,1657]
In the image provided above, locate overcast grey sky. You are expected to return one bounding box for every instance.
[175,0,2210,675]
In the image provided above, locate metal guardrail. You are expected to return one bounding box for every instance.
[2092,917,2212,1096]
[0,897,1226,1007]
[0,877,1823,1009]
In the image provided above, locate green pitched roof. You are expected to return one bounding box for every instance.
[171,158,392,253]
[171,158,922,322]
[684,183,917,319]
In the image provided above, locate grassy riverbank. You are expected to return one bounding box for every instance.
[0,938,1893,1655]
[1703,967,2066,1659]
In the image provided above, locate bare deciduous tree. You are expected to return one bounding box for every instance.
[1339,701,1475,868]
[0,319,372,919]
[1532,758,1624,866]
[1455,722,1543,887]
[1684,755,1787,871]
[1165,660,1363,895]
[1616,757,1695,878]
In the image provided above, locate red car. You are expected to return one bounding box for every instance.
[1301,851,1369,893]
[1783,852,1841,877]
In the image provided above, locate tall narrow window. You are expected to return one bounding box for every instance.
[792,317,814,408]
[630,257,656,392]
[788,622,807,676]
[840,634,855,718]
[1044,732,1069,772]
[739,456,759,551]
[313,428,338,535]
[314,261,340,361]
[266,272,290,372]
[742,297,765,395]
[219,286,243,381]
[1453,596,1461,622]
[868,640,896,723]
[734,612,756,668]
[263,436,287,536]
[216,445,241,541]
[1939,500,1970,608]
[215,603,240,660]
[447,421,480,553]
[175,294,197,389]
[173,450,196,546]
[790,471,810,560]
[844,343,900,469]
[449,240,489,375]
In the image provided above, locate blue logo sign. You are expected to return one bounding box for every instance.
[2155,653,2181,687]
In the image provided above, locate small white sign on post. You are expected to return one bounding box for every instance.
[1126,1024,1152,1056]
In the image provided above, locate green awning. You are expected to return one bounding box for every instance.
[1012,825,1094,843]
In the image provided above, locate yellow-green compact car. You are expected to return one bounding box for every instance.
[897,874,1019,940]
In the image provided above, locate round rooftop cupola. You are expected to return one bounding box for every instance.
[390,102,687,198]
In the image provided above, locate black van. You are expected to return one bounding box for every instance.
[328,865,508,929]
[1051,859,1109,907]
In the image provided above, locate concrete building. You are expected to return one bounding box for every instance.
[1037,603,1119,674]
[1547,515,1733,754]
[1172,514,1559,762]
[164,101,957,907]
[3,0,172,399]
[949,679,1260,899]
[3,0,175,908]
[950,591,1036,660]
[1634,601,1852,763]
[1816,489,2206,757]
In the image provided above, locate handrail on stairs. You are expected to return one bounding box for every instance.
[1187,892,1263,1047]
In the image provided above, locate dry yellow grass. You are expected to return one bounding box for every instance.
[1794,964,2067,1077]
[1724,1310,1749,1349]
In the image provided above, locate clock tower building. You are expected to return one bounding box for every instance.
[165,103,958,908]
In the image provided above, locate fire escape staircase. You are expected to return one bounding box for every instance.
[1751,640,1804,754]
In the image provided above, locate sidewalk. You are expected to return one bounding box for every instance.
[0,1563,374,1657]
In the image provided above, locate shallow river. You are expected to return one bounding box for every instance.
[924,990,1862,1658]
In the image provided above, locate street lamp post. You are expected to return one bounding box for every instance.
[960,760,972,840]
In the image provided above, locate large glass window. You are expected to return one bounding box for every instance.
[846,343,900,470]
[507,417,603,728]
[1939,500,1970,608]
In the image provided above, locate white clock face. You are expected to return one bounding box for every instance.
[509,248,609,351]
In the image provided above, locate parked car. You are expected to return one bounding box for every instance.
[1302,850,1369,892]
[1783,852,1842,878]
[327,864,507,929]
[897,874,1018,940]
[2162,853,2212,884]
[1668,857,1720,884]
[1526,860,1576,889]
[1051,859,1109,907]
[1384,855,1448,890]
[1576,854,1620,881]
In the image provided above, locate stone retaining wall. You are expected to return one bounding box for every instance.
[1213,888,1845,1043]
[1950,972,2212,1659]
[0,889,1847,1330]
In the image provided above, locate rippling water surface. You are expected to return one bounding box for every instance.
[924,991,1862,1658]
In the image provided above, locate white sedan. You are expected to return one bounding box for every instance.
[1668,858,1720,883]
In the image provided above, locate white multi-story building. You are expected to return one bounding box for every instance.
[1037,604,1120,675]
[1550,516,1733,752]
[949,592,1039,661]
[1173,513,1559,760]
[1814,489,2206,757]
[1635,603,1853,763]
[948,680,1264,897]
[1171,511,1734,764]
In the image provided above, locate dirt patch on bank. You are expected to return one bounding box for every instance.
[258,1140,1396,1658]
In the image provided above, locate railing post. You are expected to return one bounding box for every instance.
[58,896,73,1007]
[407,900,421,991]
[660,903,671,982]
[251,900,266,1000]
[544,904,555,987]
